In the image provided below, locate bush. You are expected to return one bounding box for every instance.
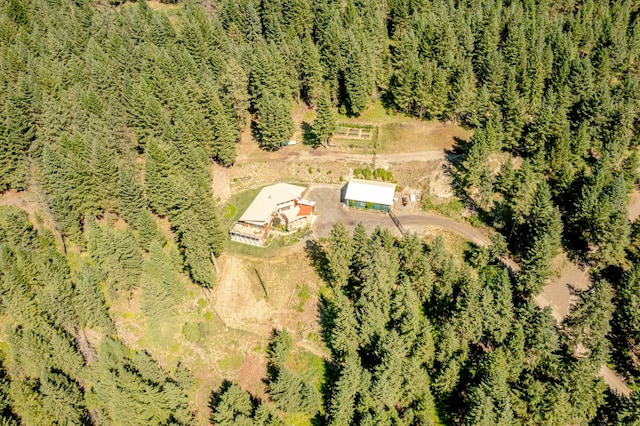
[355,167,393,182]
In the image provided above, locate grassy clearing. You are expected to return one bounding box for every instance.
[146,0,182,12]
[422,229,472,263]
[226,238,290,258]
[119,0,182,15]
[334,100,471,153]
[336,101,395,123]
[222,203,236,220]
[378,122,467,153]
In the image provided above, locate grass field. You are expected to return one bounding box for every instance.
[109,244,326,424]
[333,101,471,153]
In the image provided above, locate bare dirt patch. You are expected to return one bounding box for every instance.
[534,264,591,323]
[628,190,640,221]
[211,163,232,203]
[237,353,268,398]
[0,191,40,227]
[428,167,454,198]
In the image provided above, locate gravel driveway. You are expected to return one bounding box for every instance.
[306,185,401,238]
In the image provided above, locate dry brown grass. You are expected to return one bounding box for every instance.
[108,246,325,425]
[378,121,471,153]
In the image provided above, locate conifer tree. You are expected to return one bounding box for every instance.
[326,222,354,288]
[299,37,323,105]
[221,58,251,131]
[254,93,294,151]
[312,88,336,147]
[72,264,115,333]
[340,31,371,115]
[118,164,146,225]
[208,95,238,166]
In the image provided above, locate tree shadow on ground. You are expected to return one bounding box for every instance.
[301,121,319,148]
[304,239,330,283]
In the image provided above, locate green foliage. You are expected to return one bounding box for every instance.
[89,338,193,425]
[87,217,144,294]
[210,382,282,426]
[254,93,294,151]
[72,264,115,333]
[312,89,336,146]
[353,167,394,182]
[0,0,638,421]
[141,240,185,332]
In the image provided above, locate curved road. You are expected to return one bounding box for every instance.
[403,211,630,396]
[307,184,631,397]
[3,186,632,397]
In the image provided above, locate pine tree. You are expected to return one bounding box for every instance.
[328,292,360,360]
[245,1,263,43]
[325,222,354,288]
[340,31,371,116]
[40,370,88,425]
[300,37,323,105]
[328,356,362,425]
[143,138,175,217]
[208,94,238,166]
[210,382,255,425]
[254,93,294,151]
[561,279,614,362]
[118,164,146,225]
[72,264,115,333]
[141,240,185,327]
[221,58,251,132]
[312,89,336,147]
[134,210,165,251]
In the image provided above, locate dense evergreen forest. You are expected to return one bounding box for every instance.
[211,225,640,424]
[1,0,640,424]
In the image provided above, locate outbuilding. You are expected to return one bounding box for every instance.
[344,179,396,212]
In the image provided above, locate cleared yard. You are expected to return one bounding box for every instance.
[377,121,471,153]
[306,185,401,238]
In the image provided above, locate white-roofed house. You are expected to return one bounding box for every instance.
[230,183,315,246]
[344,179,396,212]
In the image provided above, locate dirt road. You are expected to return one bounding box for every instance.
[534,264,591,323]
[398,213,490,246]
[238,149,447,166]
[288,149,446,164]
[305,183,632,397]
[600,365,633,397]
[628,190,640,221]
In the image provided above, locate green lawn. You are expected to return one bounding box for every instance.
[222,203,236,220]
[223,186,263,226]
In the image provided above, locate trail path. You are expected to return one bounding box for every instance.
[238,149,447,165]
[628,190,640,221]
